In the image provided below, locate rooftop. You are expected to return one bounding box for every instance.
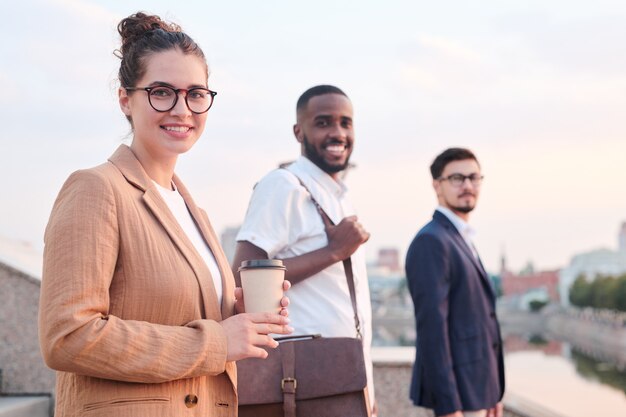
[0,236,42,280]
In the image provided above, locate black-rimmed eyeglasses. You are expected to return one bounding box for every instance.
[438,173,484,187]
[125,86,217,114]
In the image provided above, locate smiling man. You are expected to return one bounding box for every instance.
[232,85,376,414]
[405,148,505,417]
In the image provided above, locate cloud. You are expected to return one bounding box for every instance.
[0,71,19,105]
[416,34,482,63]
[49,0,120,24]
[494,11,626,75]
[395,34,485,92]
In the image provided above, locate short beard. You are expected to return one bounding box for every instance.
[303,135,350,174]
[451,204,474,214]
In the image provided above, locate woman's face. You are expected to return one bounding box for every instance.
[119,49,209,160]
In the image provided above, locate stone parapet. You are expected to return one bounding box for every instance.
[372,347,550,417]
[0,396,50,417]
[0,263,55,395]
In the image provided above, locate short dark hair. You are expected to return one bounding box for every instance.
[430,148,479,179]
[296,85,348,113]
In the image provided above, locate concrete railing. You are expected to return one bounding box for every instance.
[0,396,50,417]
[1,347,568,417]
[371,347,567,417]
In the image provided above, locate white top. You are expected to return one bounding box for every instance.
[237,155,375,404]
[153,181,223,304]
[436,206,479,260]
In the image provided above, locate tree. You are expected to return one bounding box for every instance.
[569,275,591,307]
[590,276,618,310]
[529,299,548,312]
[614,274,626,312]
[569,273,626,311]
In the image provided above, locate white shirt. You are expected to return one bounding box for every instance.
[436,206,479,260]
[153,181,223,304]
[236,156,374,404]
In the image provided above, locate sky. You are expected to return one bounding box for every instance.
[1,0,625,274]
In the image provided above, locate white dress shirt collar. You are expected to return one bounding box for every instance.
[293,156,348,198]
[436,205,477,239]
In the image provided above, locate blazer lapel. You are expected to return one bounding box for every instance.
[174,178,238,390]
[433,211,495,299]
[108,145,222,320]
[174,175,235,319]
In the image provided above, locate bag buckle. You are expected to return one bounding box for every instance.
[281,377,297,391]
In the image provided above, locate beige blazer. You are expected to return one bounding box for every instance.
[39,145,237,417]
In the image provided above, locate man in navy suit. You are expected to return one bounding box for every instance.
[405,148,504,417]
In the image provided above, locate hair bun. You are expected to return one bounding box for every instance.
[116,12,181,58]
[114,11,206,92]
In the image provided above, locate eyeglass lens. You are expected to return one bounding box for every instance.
[447,174,483,186]
[148,86,213,113]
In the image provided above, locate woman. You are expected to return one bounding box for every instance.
[38,12,291,417]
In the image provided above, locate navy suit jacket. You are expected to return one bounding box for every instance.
[405,210,505,416]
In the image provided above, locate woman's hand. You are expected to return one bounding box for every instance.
[226,280,292,361]
[220,312,293,362]
[234,280,291,315]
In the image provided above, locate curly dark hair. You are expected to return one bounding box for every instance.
[114,12,207,89]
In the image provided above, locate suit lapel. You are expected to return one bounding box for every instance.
[108,145,222,320]
[433,211,495,299]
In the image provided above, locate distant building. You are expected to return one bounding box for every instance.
[501,269,560,303]
[559,221,626,306]
[367,249,413,346]
[375,247,402,272]
[498,252,559,309]
[0,237,54,397]
[503,334,563,356]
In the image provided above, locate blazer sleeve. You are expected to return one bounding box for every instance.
[406,233,463,415]
[39,169,228,383]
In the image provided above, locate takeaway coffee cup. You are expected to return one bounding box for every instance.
[238,259,286,314]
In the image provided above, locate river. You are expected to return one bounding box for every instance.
[369,276,626,416]
[505,339,626,416]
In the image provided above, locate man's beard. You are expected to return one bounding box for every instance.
[303,135,351,174]
[450,192,476,213]
[451,204,475,214]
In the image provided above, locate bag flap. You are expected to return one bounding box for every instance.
[237,337,367,404]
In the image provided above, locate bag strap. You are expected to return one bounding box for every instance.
[281,341,297,417]
[281,168,362,339]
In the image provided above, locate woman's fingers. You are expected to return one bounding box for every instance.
[254,322,293,335]
[252,333,279,349]
[233,287,245,314]
[280,280,291,313]
[249,311,290,324]
[247,346,270,359]
[249,312,293,334]
[234,287,243,299]
[221,312,293,361]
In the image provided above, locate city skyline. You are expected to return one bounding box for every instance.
[1,0,626,273]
